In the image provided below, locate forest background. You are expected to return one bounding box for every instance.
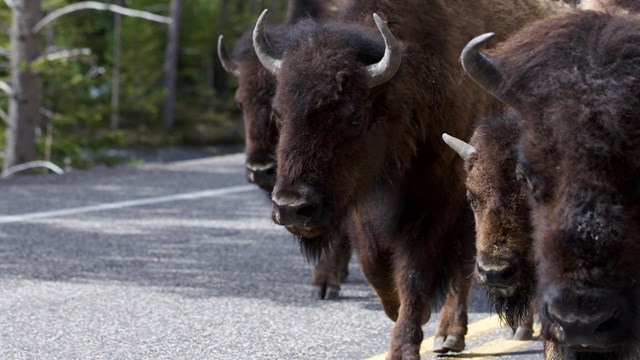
[0,0,288,173]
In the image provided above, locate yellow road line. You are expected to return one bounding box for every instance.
[456,337,536,360]
[367,315,503,360]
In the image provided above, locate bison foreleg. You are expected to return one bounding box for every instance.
[311,235,352,300]
[432,269,471,353]
[387,264,433,360]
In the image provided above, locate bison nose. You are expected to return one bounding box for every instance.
[271,185,326,228]
[272,201,321,226]
[245,162,276,192]
[477,262,518,288]
[542,288,628,349]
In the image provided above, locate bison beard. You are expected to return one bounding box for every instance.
[488,263,535,330]
[298,229,336,262]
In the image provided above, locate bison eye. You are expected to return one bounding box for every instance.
[516,164,541,196]
[271,110,282,129]
[345,112,364,130]
[466,190,479,208]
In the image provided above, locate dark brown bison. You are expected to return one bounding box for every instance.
[462,10,640,359]
[218,1,352,300]
[252,0,568,357]
[443,113,536,341]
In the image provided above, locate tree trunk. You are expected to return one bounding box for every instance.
[162,0,181,134]
[110,0,123,131]
[3,0,43,174]
[213,0,229,96]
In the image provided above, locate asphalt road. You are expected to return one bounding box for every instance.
[0,153,544,359]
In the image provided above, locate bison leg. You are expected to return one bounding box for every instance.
[386,265,431,360]
[432,273,471,353]
[543,340,560,360]
[504,309,534,340]
[433,208,474,354]
[336,239,351,282]
[358,248,400,321]
[311,236,351,300]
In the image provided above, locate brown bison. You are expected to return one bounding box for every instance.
[217,0,352,300]
[442,113,536,341]
[462,10,640,359]
[252,0,568,357]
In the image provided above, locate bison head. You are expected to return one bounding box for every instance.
[218,33,279,192]
[461,13,640,356]
[251,10,401,258]
[443,114,535,329]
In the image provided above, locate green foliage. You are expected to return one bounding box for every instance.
[0,0,290,170]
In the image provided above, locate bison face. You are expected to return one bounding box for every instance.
[236,63,279,192]
[469,153,535,328]
[218,34,279,192]
[518,106,640,354]
[270,85,386,253]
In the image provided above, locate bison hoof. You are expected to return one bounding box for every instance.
[325,287,340,300]
[311,286,325,300]
[502,326,534,340]
[311,286,340,300]
[433,337,446,353]
[433,335,465,353]
[513,326,534,341]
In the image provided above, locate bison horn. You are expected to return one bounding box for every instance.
[460,33,518,108]
[365,13,402,88]
[217,35,241,77]
[442,133,476,161]
[252,9,282,77]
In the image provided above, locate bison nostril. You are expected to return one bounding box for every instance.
[272,201,323,227]
[500,266,517,281]
[271,184,326,228]
[479,264,518,287]
[595,310,620,334]
[296,204,318,219]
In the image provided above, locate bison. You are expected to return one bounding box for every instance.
[251,0,568,357]
[217,0,352,300]
[461,10,640,359]
[442,113,536,341]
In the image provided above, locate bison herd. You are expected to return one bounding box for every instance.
[218,0,640,359]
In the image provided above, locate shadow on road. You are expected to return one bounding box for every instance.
[0,158,491,315]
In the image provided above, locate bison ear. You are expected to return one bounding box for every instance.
[442,133,476,161]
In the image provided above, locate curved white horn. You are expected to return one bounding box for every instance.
[217,35,241,77]
[365,13,402,88]
[442,133,476,161]
[460,32,519,108]
[252,9,282,77]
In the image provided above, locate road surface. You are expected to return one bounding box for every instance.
[0,153,543,359]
